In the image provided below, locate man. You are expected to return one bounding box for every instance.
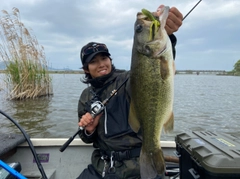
[77,5,183,179]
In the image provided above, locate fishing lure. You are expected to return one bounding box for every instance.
[142,8,160,41]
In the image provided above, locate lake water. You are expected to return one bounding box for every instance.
[0,73,240,141]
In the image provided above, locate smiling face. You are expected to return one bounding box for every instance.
[84,53,112,78]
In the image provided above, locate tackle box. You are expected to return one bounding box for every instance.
[175,131,240,179]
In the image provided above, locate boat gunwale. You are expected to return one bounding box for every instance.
[19,138,176,148]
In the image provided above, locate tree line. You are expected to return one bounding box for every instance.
[232,60,240,75]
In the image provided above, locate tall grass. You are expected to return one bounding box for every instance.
[0,7,52,99]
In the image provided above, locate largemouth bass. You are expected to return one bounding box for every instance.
[129,7,174,179]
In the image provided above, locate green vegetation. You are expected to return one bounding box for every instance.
[225,60,240,76]
[0,8,52,99]
[232,60,240,76]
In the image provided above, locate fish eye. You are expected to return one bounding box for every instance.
[135,24,143,33]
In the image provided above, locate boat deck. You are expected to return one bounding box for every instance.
[1,137,179,179]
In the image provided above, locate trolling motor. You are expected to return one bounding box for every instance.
[59,77,129,152]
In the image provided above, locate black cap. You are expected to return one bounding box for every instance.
[80,42,111,66]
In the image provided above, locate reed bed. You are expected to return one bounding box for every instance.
[0,7,52,99]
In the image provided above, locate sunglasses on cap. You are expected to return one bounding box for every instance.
[81,43,108,60]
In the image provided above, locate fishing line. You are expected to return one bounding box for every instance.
[0,110,48,179]
[183,0,202,21]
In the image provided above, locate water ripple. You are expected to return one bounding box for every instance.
[1,74,240,141]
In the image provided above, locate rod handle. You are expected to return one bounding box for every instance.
[59,136,74,152]
[59,128,82,152]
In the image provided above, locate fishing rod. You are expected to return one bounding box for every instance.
[0,110,48,179]
[59,77,129,152]
[183,0,202,21]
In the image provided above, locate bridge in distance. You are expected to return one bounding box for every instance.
[176,70,227,75]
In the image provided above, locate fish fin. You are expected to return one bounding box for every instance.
[128,102,141,133]
[163,112,174,133]
[140,147,165,179]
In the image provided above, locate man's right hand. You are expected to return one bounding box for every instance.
[79,112,102,134]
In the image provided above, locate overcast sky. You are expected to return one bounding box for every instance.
[1,0,240,71]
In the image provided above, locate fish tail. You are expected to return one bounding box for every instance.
[140,147,165,179]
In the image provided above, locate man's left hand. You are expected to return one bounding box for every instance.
[157,5,183,35]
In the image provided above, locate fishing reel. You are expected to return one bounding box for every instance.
[86,91,105,118]
[90,100,105,118]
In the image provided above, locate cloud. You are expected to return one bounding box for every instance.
[1,0,240,70]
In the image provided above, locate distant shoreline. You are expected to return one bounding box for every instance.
[0,69,127,74]
[0,70,85,74]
